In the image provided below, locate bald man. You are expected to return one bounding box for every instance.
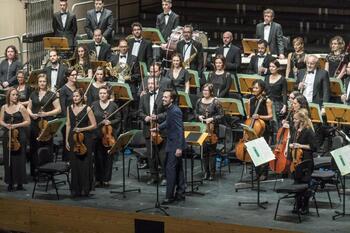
[215,31,241,73]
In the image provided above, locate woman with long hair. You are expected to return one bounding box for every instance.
[207,55,232,97]
[73,45,93,79]
[285,37,306,78]
[325,36,347,79]
[15,70,32,107]
[165,53,190,93]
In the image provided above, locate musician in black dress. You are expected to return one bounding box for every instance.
[341,61,350,105]
[72,45,93,79]
[286,37,306,78]
[290,110,316,214]
[195,84,224,180]
[0,88,30,191]
[92,86,121,187]
[15,70,32,107]
[206,55,232,98]
[0,45,22,88]
[325,36,347,79]
[66,89,97,197]
[165,53,190,93]
[27,73,61,176]
[86,66,112,106]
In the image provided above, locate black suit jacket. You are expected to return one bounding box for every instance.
[128,38,153,68]
[295,69,330,106]
[52,11,77,47]
[44,64,68,89]
[85,8,114,41]
[215,44,241,73]
[176,40,204,74]
[344,75,350,105]
[256,22,284,55]
[139,90,166,138]
[247,54,275,75]
[87,42,111,61]
[156,12,180,40]
[0,59,22,86]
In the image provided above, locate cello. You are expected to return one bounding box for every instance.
[235,95,266,162]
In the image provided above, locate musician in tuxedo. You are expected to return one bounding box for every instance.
[44,50,68,90]
[128,22,153,69]
[256,9,285,59]
[247,39,275,76]
[176,25,204,75]
[87,29,112,62]
[341,62,350,105]
[156,0,180,41]
[52,0,77,48]
[139,78,167,185]
[151,89,186,204]
[85,0,114,43]
[215,31,241,73]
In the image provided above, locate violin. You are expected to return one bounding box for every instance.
[289,130,303,173]
[204,108,218,144]
[101,111,116,148]
[235,95,266,162]
[150,120,163,145]
[269,110,292,173]
[73,131,87,155]
[10,128,21,152]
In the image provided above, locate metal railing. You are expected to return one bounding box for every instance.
[0,35,25,62]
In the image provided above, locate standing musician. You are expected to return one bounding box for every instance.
[15,70,32,107]
[289,110,316,215]
[195,84,224,181]
[139,62,172,96]
[286,37,306,79]
[85,0,114,44]
[215,31,241,74]
[66,89,97,197]
[139,78,167,185]
[156,0,180,41]
[72,45,93,79]
[128,22,153,68]
[87,29,112,62]
[85,66,112,106]
[0,45,22,88]
[247,39,275,76]
[206,55,232,98]
[0,88,30,191]
[176,25,204,75]
[151,89,186,204]
[325,36,348,79]
[165,53,190,93]
[59,68,78,117]
[92,86,121,188]
[44,49,68,90]
[52,0,77,48]
[255,9,285,59]
[341,62,350,105]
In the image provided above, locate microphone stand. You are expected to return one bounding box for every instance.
[137,45,169,216]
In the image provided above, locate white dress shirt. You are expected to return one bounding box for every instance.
[61,12,67,28]
[223,44,230,57]
[131,39,142,57]
[50,64,59,90]
[303,71,316,102]
[346,81,350,100]
[149,91,158,115]
[264,24,271,42]
[96,10,102,23]
[183,41,192,63]
[164,10,172,25]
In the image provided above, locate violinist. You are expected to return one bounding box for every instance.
[341,62,350,105]
[0,88,30,191]
[92,86,121,188]
[66,89,97,197]
[85,66,113,106]
[27,73,61,176]
[139,77,167,185]
[72,45,93,79]
[289,110,316,214]
[15,70,32,107]
[195,83,224,180]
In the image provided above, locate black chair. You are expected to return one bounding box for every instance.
[127,131,147,181]
[32,147,70,200]
[217,124,233,176]
[274,159,319,223]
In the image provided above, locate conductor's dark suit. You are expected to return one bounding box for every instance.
[52,11,77,47]
[156,12,180,40]
[176,40,204,74]
[84,8,114,43]
[256,22,284,55]
[159,103,186,199]
[128,38,153,68]
[87,42,111,62]
[215,44,241,73]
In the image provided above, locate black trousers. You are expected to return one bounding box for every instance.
[146,138,166,178]
[164,151,186,199]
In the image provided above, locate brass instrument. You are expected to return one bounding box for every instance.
[106,62,131,83]
[183,45,197,69]
[89,50,97,62]
[73,63,86,78]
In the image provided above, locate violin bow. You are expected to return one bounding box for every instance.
[97,100,131,127]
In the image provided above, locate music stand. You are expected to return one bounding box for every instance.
[37,118,65,142]
[177,91,192,109]
[324,103,350,126]
[28,69,45,88]
[229,73,239,94]
[218,98,245,117]
[76,39,94,46]
[242,39,260,55]
[110,82,134,101]
[329,78,344,99]
[184,122,206,132]
[286,78,296,95]
[142,27,166,44]
[43,37,70,51]
[331,145,350,220]
[309,103,324,124]
[76,79,91,93]
[237,74,264,95]
[184,131,208,196]
[238,137,274,209]
[109,130,141,198]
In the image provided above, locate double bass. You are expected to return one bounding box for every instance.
[235,95,266,162]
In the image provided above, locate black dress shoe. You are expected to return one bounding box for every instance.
[147,178,156,185]
[176,194,186,201]
[209,175,215,181]
[202,173,209,180]
[7,185,14,192]
[16,185,26,191]
[161,198,175,205]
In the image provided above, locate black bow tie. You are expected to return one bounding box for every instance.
[96,10,102,14]
[134,40,141,43]
[150,91,157,96]
[51,68,58,71]
[95,44,101,47]
[185,41,191,45]
[307,70,315,74]
[264,23,271,27]
[60,12,67,16]
[164,13,170,16]
[120,55,126,58]
[258,55,265,58]
[224,44,230,48]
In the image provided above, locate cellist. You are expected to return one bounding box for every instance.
[195,83,224,181]
[91,86,121,188]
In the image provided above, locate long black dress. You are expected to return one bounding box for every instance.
[59,84,75,117]
[3,110,27,186]
[68,105,94,196]
[207,71,232,97]
[92,101,121,183]
[165,68,190,92]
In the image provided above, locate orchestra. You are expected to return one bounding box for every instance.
[1,1,350,223]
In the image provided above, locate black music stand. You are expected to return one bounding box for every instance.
[109,130,141,198]
[36,118,65,142]
[237,74,264,96]
[184,131,208,196]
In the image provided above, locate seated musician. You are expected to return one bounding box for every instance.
[156,0,179,41]
[247,39,274,76]
[325,36,347,79]
[215,31,241,74]
[341,62,350,105]
[285,37,306,79]
[195,83,224,181]
[290,110,317,215]
[44,49,68,91]
[139,78,167,185]
[128,22,153,69]
[72,45,93,79]
[206,55,231,98]
[0,45,22,88]
[176,25,204,75]
[87,29,112,62]
[27,73,61,176]
[165,53,190,93]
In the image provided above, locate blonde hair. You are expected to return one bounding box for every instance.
[294,109,313,130]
